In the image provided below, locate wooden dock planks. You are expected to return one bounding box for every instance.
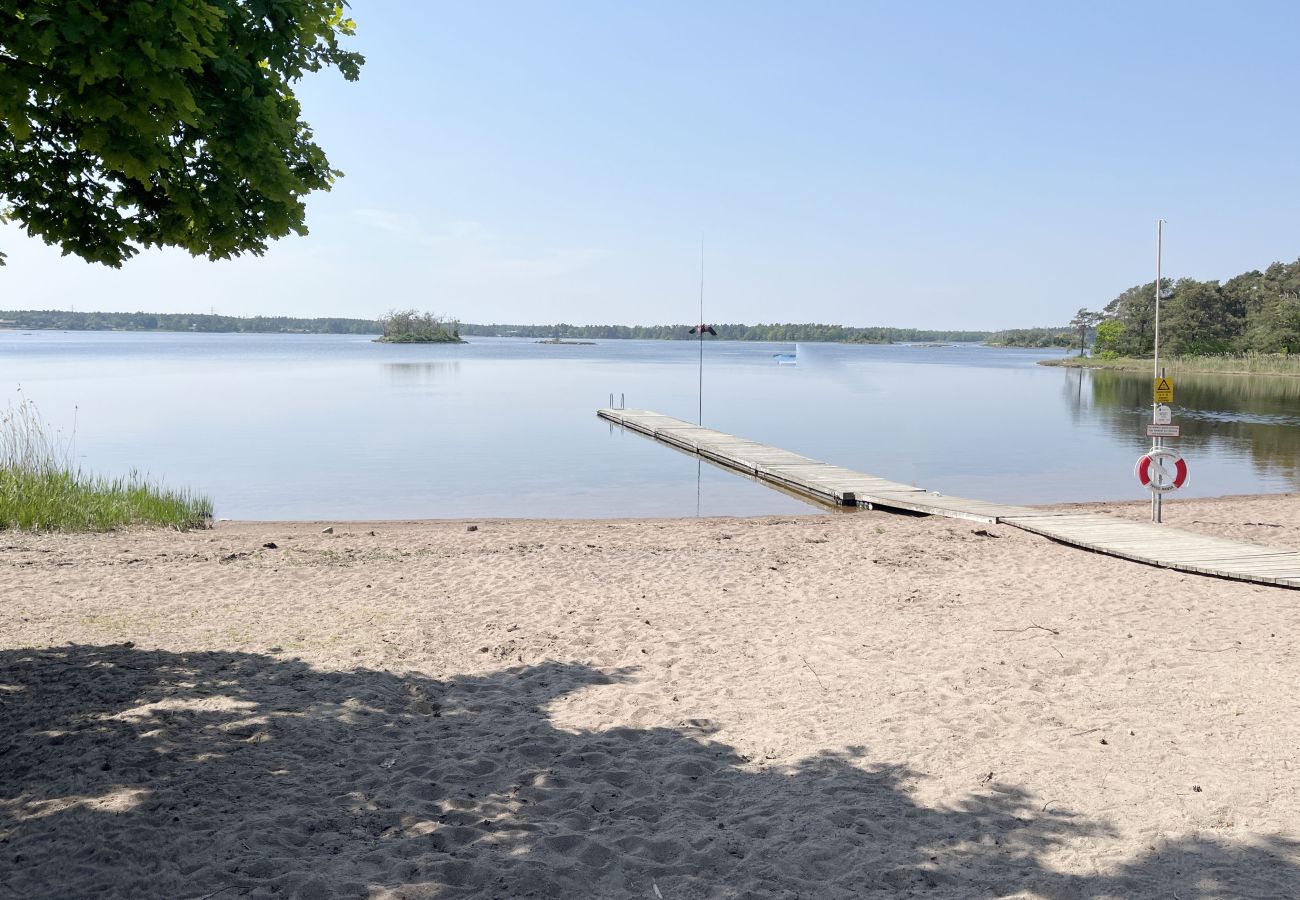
[1002,513,1300,586]
[599,408,922,507]
[598,408,1300,589]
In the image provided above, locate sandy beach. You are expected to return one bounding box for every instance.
[3,495,1299,898]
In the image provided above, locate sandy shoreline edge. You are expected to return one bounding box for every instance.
[4,493,1298,897]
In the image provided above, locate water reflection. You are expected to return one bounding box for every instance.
[383,361,461,385]
[1060,368,1088,424]
[1071,368,1300,489]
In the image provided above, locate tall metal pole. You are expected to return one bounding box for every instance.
[1154,219,1163,383]
[698,238,704,426]
[1152,219,1164,524]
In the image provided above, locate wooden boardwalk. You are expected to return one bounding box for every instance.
[598,408,1300,589]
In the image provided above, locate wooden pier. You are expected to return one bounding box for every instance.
[598,408,1300,589]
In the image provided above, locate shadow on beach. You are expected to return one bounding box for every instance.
[1,645,1296,899]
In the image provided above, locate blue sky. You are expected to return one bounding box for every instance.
[3,1,1299,329]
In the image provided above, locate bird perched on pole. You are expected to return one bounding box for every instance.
[688,324,717,336]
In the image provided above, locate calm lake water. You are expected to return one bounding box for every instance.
[2,331,1297,519]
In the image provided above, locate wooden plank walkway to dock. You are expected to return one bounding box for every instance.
[598,408,1300,589]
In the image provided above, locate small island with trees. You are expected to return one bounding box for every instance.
[375,310,465,344]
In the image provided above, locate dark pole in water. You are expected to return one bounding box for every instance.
[696,239,705,515]
[698,238,704,426]
[1152,219,1164,524]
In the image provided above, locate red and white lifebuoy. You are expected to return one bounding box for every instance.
[1135,450,1188,493]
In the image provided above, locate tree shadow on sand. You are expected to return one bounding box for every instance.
[1,645,1296,899]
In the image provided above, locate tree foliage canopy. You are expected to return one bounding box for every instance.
[0,0,362,266]
[1067,308,1102,356]
[1097,258,1300,356]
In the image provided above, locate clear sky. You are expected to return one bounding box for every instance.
[3,1,1299,329]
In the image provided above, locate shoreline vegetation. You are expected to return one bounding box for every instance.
[1,309,991,344]
[1039,353,1300,377]
[1,398,212,532]
[983,327,1075,348]
[5,245,1298,361]
[0,309,379,334]
[460,323,992,343]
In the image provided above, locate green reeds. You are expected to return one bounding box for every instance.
[1,397,212,531]
[1040,353,1300,377]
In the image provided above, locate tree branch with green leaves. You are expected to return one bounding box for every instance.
[0,0,363,266]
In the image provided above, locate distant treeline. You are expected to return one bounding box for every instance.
[457,322,991,343]
[11,255,1299,356]
[0,312,991,343]
[0,309,379,334]
[984,327,1075,348]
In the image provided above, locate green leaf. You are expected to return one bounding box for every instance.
[0,0,364,267]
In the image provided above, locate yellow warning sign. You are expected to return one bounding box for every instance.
[1154,377,1174,403]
